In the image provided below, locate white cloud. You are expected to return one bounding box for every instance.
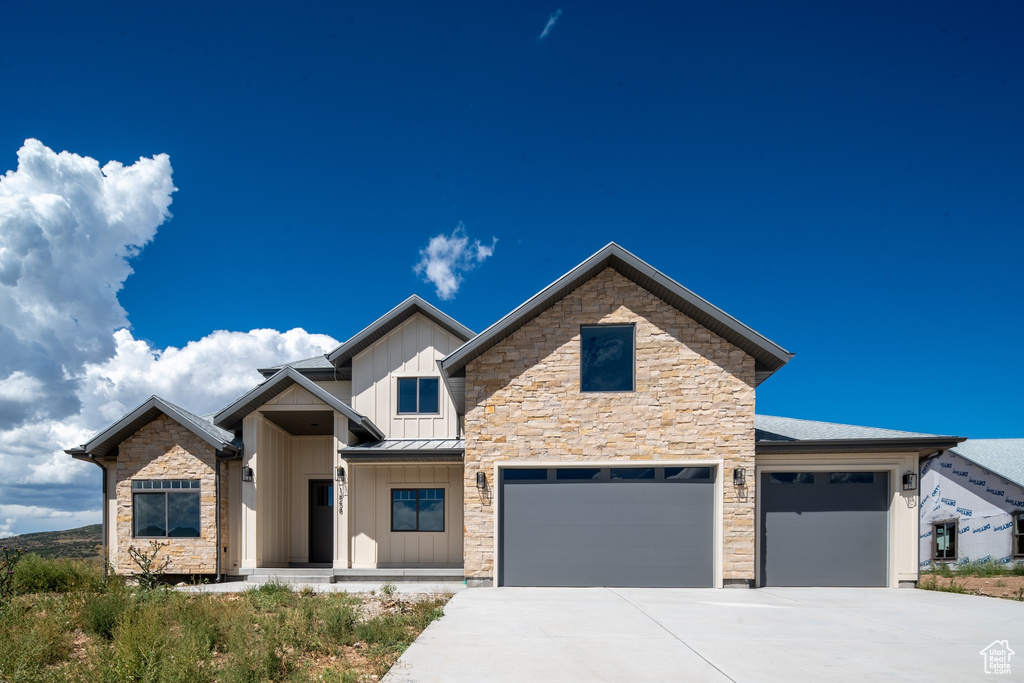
[0,139,175,430]
[0,139,344,537]
[0,326,339,535]
[414,224,497,300]
[538,9,563,41]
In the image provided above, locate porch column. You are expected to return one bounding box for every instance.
[240,413,258,569]
[334,411,351,569]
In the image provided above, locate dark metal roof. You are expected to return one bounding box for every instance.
[340,439,464,463]
[440,243,793,386]
[326,295,474,366]
[65,396,240,459]
[214,367,383,440]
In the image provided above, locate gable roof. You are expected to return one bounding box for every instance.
[949,438,1024,490]
[755,414,966,454]
[439,243,793,386]
[65,396,240,459]
[326,295,474,367]
[213,366,384,440]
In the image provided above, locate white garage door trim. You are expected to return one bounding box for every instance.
[755,463,900,588]
[493,460,723,588]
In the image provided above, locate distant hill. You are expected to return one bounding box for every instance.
[2,524,102,560]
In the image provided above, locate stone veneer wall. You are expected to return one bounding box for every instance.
[114,414,227,574]
[463,268,756,584]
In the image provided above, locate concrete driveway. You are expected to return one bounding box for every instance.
[384,587,1023,682]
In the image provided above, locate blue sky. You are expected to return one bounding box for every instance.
[0,2,1021,535]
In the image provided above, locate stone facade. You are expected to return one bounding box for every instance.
[463,268,757,584]
[114,414,227,575]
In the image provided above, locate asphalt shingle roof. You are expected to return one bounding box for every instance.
[950,439,1024,491]
[754,415,939,442]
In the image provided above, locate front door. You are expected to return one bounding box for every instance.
[309,480,334,564]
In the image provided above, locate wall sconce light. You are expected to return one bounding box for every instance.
[242,466,254,483]
[902,472,917,491]
[336,466,346,483]
[476,471,487,489]
[733,468,745,486]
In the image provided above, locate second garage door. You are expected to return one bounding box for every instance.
[499,465,715,587]
[759,470,889,587]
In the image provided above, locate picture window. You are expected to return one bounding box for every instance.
[132,479,201,538]
[391,488,445,532]
[580,325,634,392]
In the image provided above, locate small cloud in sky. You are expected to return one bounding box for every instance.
[538,9,563,41]
[414,224,497,300]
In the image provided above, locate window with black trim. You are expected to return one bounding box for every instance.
[580,324,634,392]
[933,520,957,561]
[132,480,201,538]
[397,377,440,414]
[1015,513,1024,558]
[392,488,444,531]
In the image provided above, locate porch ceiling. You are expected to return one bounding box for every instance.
[261,409,334,436]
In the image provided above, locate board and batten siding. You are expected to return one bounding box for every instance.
[350,464,464,568]
[351,313,462,439]
[288,436,334,563]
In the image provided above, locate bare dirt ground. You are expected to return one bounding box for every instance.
[923,574,1024,600]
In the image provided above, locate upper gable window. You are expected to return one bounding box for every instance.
[397,377,440,414]
[580,324,634,392]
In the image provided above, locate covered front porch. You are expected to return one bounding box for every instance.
[217,371,465,578]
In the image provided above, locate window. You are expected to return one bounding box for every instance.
[768,472,815,485]
[1015,513,1024,558]
[132,480,201,538]
[829,472,875,484]
[665,467,712,481]
[933,520,957,561]
[392,488,444,531]
[580,325,634,392]
[397,377,440,414]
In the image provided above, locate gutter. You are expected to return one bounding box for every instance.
[755,436,967,455]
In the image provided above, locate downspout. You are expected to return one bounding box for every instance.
[84,455,108,581]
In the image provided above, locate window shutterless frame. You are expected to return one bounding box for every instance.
[131,479,201,538]
[1014,512,1024,558]
[580,324,635,392]
[391,488,445,532]
[396,377,441,414]
[932,519,957,561]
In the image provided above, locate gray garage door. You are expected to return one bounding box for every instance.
[760,471,889,587]
[499,466,715,587]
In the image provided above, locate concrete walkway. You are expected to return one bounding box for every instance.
[384,587,1024,682]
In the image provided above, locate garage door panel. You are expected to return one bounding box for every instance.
[500,475,714,587]
[760,472,889,587]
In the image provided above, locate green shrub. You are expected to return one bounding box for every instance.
[13,553,102,594]
[356,614,410,648]
[243,580,294,611]
[922,559,1024,578]
[82,585,133,640]
[0,595,74,679]
[919,575,969,594]
[1,545,26,609]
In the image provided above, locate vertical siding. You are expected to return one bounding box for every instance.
[350,464,463,568]
[241,415,258,568]
[317,381,352,404]
[265,384,330,407]
[288,436,334,562]
[227,460,241,572]
[257,417,292,566]
[351,313,462,439]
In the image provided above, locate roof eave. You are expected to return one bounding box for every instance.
[756,436,967,455]
[326,295,474,365]
[441,242,793,380]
